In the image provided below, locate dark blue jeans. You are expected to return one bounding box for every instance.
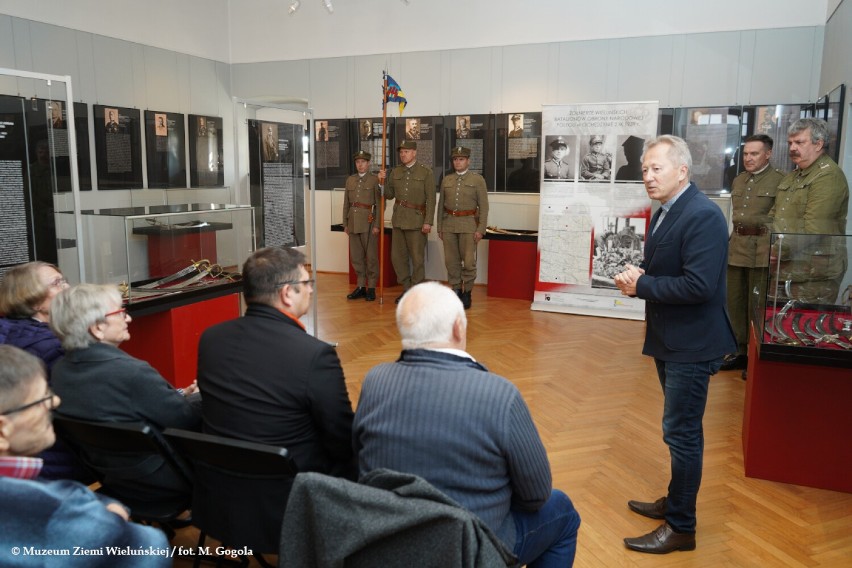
[654,357,723,534]
[512,489,580,568]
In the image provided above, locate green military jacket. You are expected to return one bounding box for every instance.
[728,165,784,268]
[384,162,436,230]
[437,171,489,234]
[769,153,849,288]
[770,153,849,235]
[343,172,381,234]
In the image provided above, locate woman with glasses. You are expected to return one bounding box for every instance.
[0,261,69,372]
[49,283,201,504]
[0,261,82,480]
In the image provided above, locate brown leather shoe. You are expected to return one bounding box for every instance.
[627,496,667,520]
[624,522,695,554]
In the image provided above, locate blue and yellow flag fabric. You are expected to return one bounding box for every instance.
[383,73,407,115]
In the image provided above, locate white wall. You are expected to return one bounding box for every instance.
[0,0,231,62]
[232,27,826,119]
[0,1,830,65]
[226,0,828,64]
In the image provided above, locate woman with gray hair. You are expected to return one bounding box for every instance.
[50,283,201,504]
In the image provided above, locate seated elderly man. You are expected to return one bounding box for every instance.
[0,345,168,566]
[354,282,581,567]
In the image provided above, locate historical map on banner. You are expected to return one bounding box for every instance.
[532,101,658,319]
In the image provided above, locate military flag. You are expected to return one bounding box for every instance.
[383,72,407,115]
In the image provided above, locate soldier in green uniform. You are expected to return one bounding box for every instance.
[438,146,489,309]
[720,134,783,373]
[343,150,381,301]
[378,140,436,303]
[768,118,849,304]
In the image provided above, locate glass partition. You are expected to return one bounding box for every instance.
[0,69,83,282]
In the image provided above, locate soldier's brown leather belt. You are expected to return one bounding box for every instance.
[444,207,477,217]
[734,223,767,236]
[352,202,373,209]
[398,199,426,212]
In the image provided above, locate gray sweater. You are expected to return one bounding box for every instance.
[353,349,552,549]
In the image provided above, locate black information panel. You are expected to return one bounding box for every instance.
[352,117,395,174]
[444,114,495,189]
[94,104,143,189]
[496,111,541,193]
[249,119,305,248]
[314,118,351,190]
[24,99,92,192]
[188,114,224,187]
[145,110,186,188]
[0,95,35,269]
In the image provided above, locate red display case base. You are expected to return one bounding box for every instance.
[121,293,240,388]
[487,238,536,300]
[742,323,852,493]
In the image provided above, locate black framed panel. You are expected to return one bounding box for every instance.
[144,110,186,188]
[188,114,224,187]
[496,111,542,192]
[93,104,143,189]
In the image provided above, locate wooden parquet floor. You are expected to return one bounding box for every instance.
[174,272,852,567]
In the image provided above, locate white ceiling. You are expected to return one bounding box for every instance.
[0,0,832,64]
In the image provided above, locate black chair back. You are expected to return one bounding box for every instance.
[163,428,298,555]
[52,415,192,524]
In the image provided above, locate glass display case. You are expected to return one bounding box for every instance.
[755,232,852,368]
[76,203,255,306]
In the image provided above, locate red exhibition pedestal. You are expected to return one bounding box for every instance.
[121,292,240,388]
[486,238,537,300]
[742,323,852,493]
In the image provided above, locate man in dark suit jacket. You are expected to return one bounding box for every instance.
[615,135,736,555]
[196,247,356,480]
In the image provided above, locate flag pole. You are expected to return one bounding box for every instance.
[379,72,389,305]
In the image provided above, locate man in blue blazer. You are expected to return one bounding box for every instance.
[615,135,736,554]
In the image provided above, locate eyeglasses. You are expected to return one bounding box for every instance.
[48,277,68,288]
[2,389,57,416]
[104,308,128,319]
[276,279,315,289]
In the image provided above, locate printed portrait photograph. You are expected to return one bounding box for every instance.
[542,134,575,181]
[105,107,120,134]
[508,113,524,138]
[262,122,279,162]
[154,113,168,137]
[456,115,471,139]
[406,118,421,140]
[315,120,328,142]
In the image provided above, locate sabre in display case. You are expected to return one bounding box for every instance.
[755,232,852,367]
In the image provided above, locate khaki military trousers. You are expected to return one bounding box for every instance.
[727,265,767,355]
[349,231,378,287]
[442,232,477,291]
[391,228,427,289]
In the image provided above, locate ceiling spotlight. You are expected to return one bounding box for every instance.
[288,0,300,15]
[322,0,334,14]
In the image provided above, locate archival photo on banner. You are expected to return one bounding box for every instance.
[532,101,658,319]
